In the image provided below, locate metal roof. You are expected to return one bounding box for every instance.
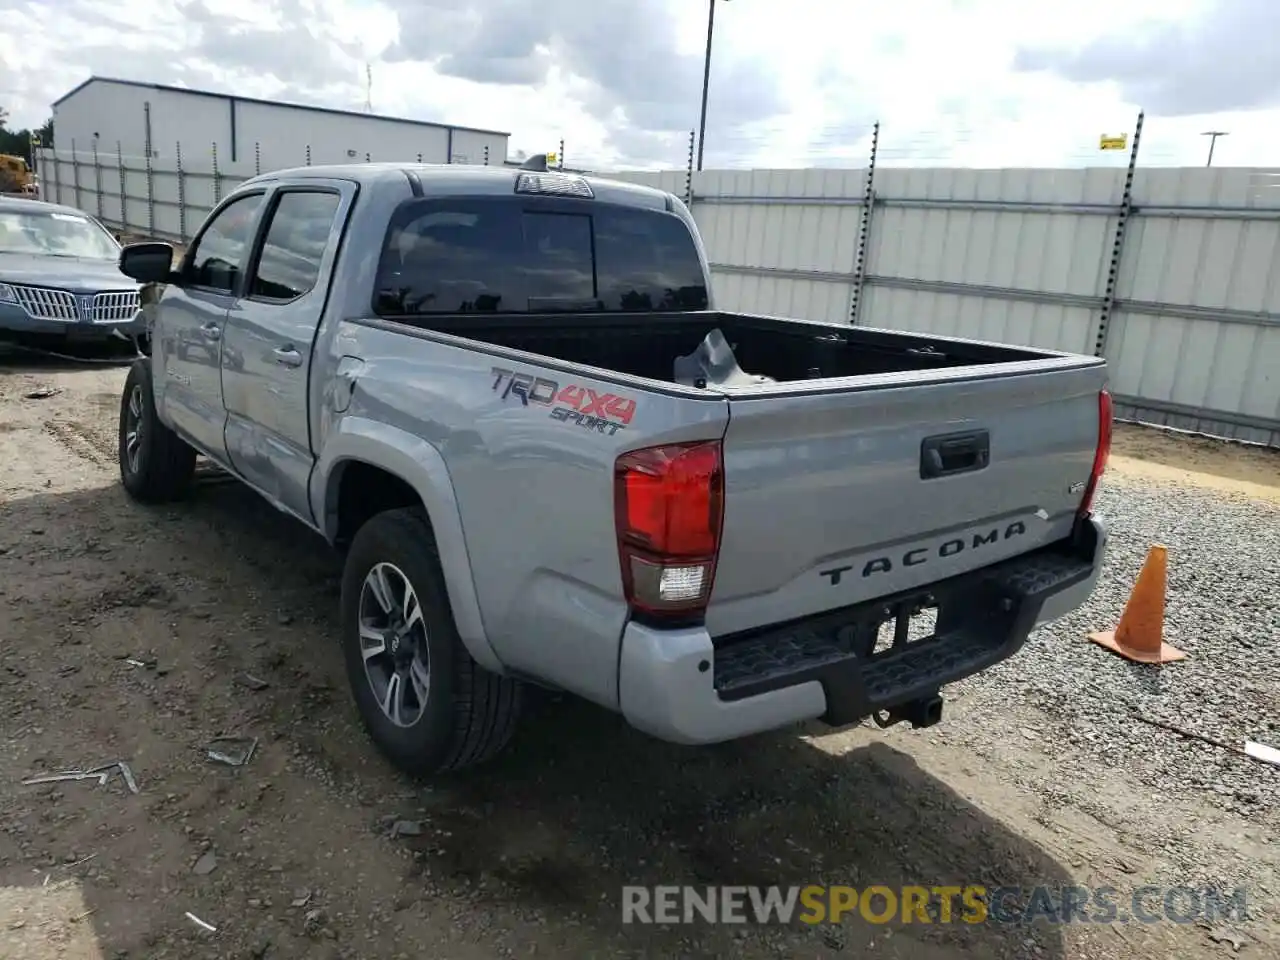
[51,76,511,140]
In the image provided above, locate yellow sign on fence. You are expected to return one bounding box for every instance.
[1099,135,1128,151]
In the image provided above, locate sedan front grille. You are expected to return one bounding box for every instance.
[12,284,77,320]
[92,290,141,322]
[9,284,140,322]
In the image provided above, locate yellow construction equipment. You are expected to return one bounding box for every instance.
[0,154,35,195]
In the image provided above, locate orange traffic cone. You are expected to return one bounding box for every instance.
[1087,544,1187,664]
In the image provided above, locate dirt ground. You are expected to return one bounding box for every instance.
[1107,422,1280,504]
[1,350,1277,960]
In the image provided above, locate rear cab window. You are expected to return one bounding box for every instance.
[372,196,709,316]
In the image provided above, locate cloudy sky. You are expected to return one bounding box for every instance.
[1,0,1278,170]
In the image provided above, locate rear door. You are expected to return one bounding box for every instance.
[221,181,352,519]
[705,360,1108,636]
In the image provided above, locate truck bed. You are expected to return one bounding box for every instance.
[373,307,1108,640]
[396,310,1058,388]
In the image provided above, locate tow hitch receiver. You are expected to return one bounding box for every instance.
[873,694,945,730]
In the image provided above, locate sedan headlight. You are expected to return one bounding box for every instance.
[0,282,15,303]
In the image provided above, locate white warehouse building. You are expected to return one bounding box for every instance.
[51,77,511,175]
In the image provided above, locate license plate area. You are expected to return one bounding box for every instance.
[871,596,939,657]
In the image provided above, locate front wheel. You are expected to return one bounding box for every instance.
[118,359,196,502]
[339,506,523,776]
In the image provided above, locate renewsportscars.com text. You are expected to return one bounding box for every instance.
[621,884,1249,926]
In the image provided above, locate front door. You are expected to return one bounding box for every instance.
[154,191,266,460]
[221,183,351,520]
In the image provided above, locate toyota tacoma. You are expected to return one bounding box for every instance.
[113,159,1112,777]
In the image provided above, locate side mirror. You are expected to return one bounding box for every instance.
[119,241,177,284]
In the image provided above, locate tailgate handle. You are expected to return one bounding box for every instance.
[920,430,989,479]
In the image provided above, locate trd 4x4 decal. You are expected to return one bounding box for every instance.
[490,367,637,436]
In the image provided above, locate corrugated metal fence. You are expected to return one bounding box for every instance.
[613,165,1280,448]
[31,139,498,245]
[32,143,1280,448]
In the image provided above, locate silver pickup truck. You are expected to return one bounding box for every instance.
[114,161,1112,778]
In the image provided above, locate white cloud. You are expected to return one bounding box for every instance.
[1,0,1278,170]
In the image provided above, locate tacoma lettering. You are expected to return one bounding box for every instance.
[819,522,1027,585]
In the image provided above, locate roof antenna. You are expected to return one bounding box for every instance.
[519,153,549,171]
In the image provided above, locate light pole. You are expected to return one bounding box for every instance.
[1201,130,1228,167]
[696,0,729,171]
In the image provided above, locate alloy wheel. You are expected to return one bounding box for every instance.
[358,562,431,727]
[123,384,144,474]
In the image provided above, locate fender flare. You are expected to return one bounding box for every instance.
[311,417,503,673]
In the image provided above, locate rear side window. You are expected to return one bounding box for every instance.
[250,191,342,301]
[372,198,708,315]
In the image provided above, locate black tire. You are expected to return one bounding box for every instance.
[340,506,523,777]
[118,358,197,503]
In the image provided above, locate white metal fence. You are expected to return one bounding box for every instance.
[32,144,1280,448]
[32,140,499,245]
[615,165,1280,449]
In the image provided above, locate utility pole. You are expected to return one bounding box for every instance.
[1201,130,1227,167]
[696,0,730,171]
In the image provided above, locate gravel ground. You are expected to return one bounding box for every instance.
[0,350,1278,960]
[957,478,1280,801]
[947,472,1280,890]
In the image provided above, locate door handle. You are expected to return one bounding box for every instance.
[199,321,221,341]
[273,346,303,368]
[920,430,990,479]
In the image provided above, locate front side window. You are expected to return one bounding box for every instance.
[250,191,342,301]
[0,209,120,260]
[373,198,708,316]
[187,193,263,292]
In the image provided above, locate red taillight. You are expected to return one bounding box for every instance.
[614,440,724,618]
[1078,389,1113,516]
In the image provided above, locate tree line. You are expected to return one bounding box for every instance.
[0,106,55,162]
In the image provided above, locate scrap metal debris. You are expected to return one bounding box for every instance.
[1131,712,1280,768]
[90,761,140,794]
[22,770,109,788]
[21,761,138,793]
[673,328,776,389]
[237,673,270,691]
[23,387,61,400]
[185,911,217,933]
[1130,714,1242,754]
[1244,740,1280,768]
[205,736,258,767]
[118,652,159,669]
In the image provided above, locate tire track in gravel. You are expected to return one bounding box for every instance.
[42,418,117,467]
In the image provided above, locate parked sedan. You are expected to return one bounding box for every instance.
[0,196,145,346]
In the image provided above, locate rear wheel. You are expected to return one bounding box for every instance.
[118,359,196,502]
[339,506,523,776]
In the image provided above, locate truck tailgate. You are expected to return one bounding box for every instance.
[706,359,1109,637]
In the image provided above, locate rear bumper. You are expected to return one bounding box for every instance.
[618,515,1107,745]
